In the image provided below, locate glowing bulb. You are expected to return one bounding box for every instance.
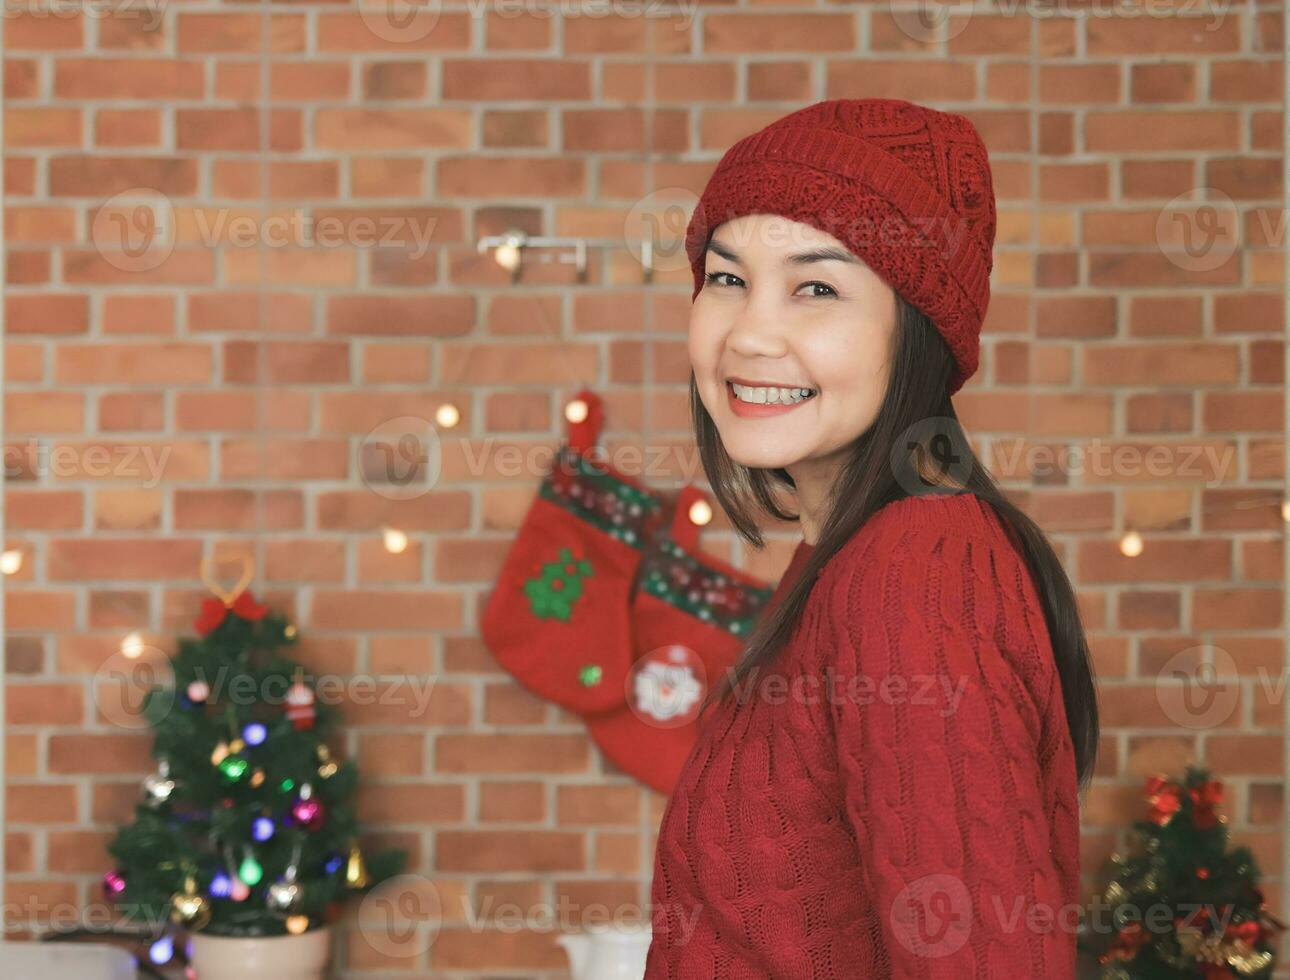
[242,723,267,746]
[1119,529,1144,558]
[435,403,460,428]
[0,549,22,575]
[688,499,713,526]
[252,816,275,842]
[494,242,521,271]
[564,398,589,424]
[121,632,144,660]
[149,935,174,965]
[286,915,309,935]
[383,526,408,554]
[238,854,263,887]
[209,873,232,898]
[1282,499,1290,523]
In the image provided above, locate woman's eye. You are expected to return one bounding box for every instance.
[798,281,837,298]
[703,271,741,288]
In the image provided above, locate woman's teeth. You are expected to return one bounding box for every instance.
[730,383,817,405]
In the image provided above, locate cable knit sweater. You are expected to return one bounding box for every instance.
[644,491,1080,979]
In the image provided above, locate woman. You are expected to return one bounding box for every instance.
[644,98,1099,978]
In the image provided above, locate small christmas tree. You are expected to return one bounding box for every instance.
[1080,765,1285,978]
[103,587,404,944]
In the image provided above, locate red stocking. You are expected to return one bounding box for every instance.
[587,485,775,794]
[481,390,666,715]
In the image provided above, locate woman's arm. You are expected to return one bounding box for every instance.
[820,523,1079,980]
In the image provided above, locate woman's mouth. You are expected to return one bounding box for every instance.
[725,380,817,419]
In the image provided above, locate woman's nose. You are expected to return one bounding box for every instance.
[726,298,789,358]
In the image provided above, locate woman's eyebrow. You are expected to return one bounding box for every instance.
[706,239,860,267]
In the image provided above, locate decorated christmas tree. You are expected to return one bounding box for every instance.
[103,585,404,948]
[1080,765,1284,978]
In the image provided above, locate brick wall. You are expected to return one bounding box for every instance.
[3,1,1286,976]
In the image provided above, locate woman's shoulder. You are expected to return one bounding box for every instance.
[826,488,1012,565]
[810,489,1035,621]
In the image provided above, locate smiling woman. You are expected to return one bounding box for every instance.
[643,97,1100,980]
[688,215,898,532]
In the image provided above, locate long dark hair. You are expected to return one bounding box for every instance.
[692,293,1100,793]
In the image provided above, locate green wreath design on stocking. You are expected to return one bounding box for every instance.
[524,547,594,621]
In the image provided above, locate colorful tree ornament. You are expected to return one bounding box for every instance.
[142,760,175,807]
[266,859,302,914]
[285,669,316,731]
[345,841,370,889]
[242,722,267,746]
[238,851,264,887]
[170,875,211,930]
[103,870,126,898]
[291,783,325,831]
[149,935,174,965]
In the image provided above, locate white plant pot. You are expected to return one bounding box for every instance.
[189,926,332,980]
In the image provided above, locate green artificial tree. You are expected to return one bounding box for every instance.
[1080,765,1284,978]
[103,587,404,941]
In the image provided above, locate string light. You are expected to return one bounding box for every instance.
[121,633,145,660]
[492,232,524,272]
[688,499,713,527]
[1119,529,1144,558]
[238,853,263,887]
[242,723,267,747]
[149,935,174,965]
[564,397,589,424]
[0,549,22,575]
[435,403,460,428]
[382,526,408,554]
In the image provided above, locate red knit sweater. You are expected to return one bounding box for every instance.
[644,491,1080,979]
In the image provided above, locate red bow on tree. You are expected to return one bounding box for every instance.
[1190,779,1224,829]
[195,590,269,636]
[1144,775,1183,826]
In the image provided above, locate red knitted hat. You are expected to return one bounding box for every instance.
[685,98,997,394]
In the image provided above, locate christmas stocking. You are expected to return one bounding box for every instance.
[481,389,666,715]
[586,485,775,795]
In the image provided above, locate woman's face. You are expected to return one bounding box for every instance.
[689,213,899,475]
